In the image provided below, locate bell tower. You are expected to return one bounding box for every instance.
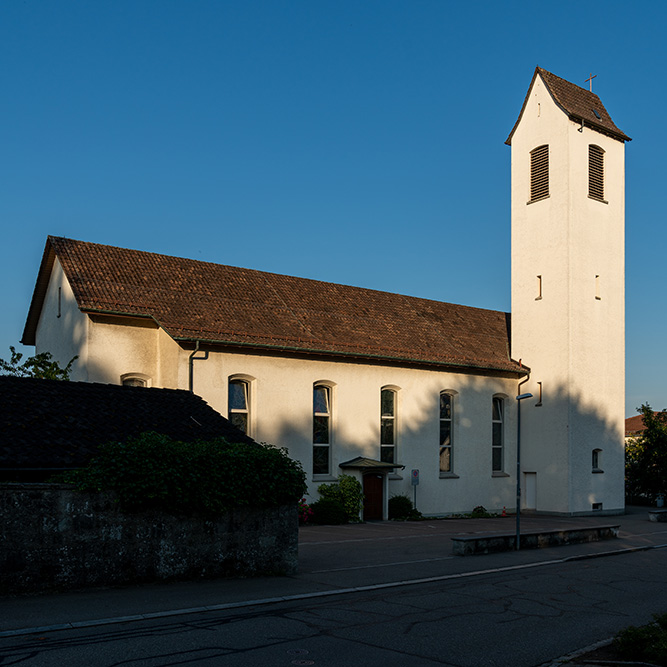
[507,67,630,514]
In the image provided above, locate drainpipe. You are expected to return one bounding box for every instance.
[188,341,209,393]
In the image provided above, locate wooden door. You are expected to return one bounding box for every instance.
[363,474,384,521]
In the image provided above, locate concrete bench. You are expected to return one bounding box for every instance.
[451,525,620,556]
[648,509,667,522]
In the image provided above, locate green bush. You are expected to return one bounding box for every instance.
[388,494,423,521]
[471,505,492,518]
[318,474,363,522]
[310,497,349,525]
[614,613,667,664]
[61,432,306,516]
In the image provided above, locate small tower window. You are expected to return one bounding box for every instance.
[589,145,605,201]
[530,145,549,202]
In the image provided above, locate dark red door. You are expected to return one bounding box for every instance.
[363,474,383,521]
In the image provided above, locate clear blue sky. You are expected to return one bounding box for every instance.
[0,1,663,417]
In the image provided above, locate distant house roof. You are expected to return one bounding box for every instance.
[625,414,646,437]
[506,66,631,145]
[0,376,254,478]
[22,237,526,376]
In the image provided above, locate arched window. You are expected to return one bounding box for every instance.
[313,383,332,475]
[530,144,549,202]
[592,448,603,472]
[228,378,250,435]
[380,388,397,463]
[439,392,454,473]
[121,373,150,387]
[492,396,504,472]
[589,144,605,201]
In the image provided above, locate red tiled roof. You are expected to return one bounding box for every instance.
[22,237,525,375]
[506,66,630,145]
[625,414,646,437]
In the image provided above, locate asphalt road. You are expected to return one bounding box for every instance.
[1,545,666,666]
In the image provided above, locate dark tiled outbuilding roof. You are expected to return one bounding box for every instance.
[0,376,254,478]
[506,66,630,145]
[22,237,524,375]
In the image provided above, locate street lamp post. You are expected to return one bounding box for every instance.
[515,392,533,551]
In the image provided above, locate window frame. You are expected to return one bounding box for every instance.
[120,373,150,388]
[592,448,603,473]
[492,396,504,473]
[228,376,252,436]
[313,383,333,477]
[439,391,455,474]
[380,387,398,464]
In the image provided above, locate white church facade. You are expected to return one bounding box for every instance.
[21,67,630,518]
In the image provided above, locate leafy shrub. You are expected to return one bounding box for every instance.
[613,613,667,664]
[388,494,422,520]
[317,474,363,522]
[471,505,494,518]
[310,497,349,525]
[61,432,306,516]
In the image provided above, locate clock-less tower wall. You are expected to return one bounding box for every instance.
[507,67,630,515]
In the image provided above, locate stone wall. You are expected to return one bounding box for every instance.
[0,484,298,595]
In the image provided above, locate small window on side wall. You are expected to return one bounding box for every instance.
[228,379,250,435]
[592,448,603,473]
[121,373,149,387]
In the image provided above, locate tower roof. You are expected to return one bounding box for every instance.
[506,66,631,145]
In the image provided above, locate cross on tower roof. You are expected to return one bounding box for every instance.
[585,73,597,92]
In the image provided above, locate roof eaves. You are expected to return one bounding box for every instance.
[21,238,58,346]
[172,334,529,376]
[505,66,541,146]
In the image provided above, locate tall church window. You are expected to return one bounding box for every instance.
[313,384,332,475]
[228,378,250,434]
[530,145,549,202]
[589,144,605,201]
[440,392,453,473]
[380,388,397,463]
[492,397,504,472]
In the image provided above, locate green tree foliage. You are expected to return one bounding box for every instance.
[0,346,77,380]
[626,404,667,502]
[310,497,349,525]
[317,474,364,522]
[61,432,307,515]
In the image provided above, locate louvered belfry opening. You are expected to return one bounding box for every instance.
[589,144,605,201]
[530,144,549,202]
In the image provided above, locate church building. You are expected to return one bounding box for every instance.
[21,67,630,518]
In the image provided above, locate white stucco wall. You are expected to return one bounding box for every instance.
[510,73,626,514]
[35,258,90,381]
[186,351,521,516]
